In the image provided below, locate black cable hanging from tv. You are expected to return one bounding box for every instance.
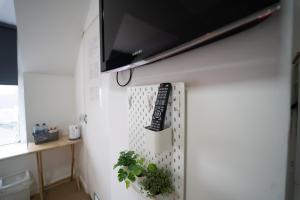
[116,69,133,87]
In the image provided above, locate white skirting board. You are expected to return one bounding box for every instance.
[127,83,185,200]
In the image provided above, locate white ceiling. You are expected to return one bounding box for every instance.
[0,0,16,25]
[14,0,90,75]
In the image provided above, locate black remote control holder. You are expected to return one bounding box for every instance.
[144,126,173,153]
[143,83,173,153]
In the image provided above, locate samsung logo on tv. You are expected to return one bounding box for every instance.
[132,49,143,56]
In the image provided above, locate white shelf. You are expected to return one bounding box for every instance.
[128,82,185,200]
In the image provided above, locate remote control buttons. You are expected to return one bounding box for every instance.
[154,110,162,118]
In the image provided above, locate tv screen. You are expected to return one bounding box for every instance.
[100,0,280,72]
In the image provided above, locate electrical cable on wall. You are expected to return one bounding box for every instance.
[116,69,133,87]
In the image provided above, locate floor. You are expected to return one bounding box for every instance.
[295,185,300,200]
[31,181,90,200]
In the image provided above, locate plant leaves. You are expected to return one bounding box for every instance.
[137,158,145,165]
[117,168,128,182]
[113,163,120,169]
[127,151,135,156]
[125,180,131,189]
[113,150,148,190]
[141,166,174,197]
[128,172,136,182]
[129,164,143,176]
[147,163,157,172]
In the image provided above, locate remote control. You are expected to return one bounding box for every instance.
[150,83,172,131]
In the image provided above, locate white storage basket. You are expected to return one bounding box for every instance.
[0,171,32,200]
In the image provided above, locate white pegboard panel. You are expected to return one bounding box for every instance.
[128,83,185,200]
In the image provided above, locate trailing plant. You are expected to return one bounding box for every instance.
[140,163,174,198]
[113,150,145,188]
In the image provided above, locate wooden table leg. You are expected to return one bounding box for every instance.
[70,144,80,190]
[76,175,81,191]
[71,144,75,181]
[36,152,44,200]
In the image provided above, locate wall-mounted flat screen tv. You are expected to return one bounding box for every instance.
[100,0,280,72]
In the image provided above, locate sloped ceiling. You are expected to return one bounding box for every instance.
[14,0,90,75]
[0,0,16,25]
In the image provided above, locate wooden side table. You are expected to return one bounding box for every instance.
[28,136,81,200]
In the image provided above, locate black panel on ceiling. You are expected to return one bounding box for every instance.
[0,22,18,85]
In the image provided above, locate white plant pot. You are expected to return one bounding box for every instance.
[144,193,175,200]
[131,177,145,193]
[146,194,163,200]
[132,178,175,200]
[144,127,173,154]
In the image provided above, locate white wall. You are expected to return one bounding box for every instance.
[14,0,90,75]
[1,0,87,195]
[293,0,300,187]
[23,73,76,140]
[23,72,76,185]
[0,73,76,194]
[75,0,292,200]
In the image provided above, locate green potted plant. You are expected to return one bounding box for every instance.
[113,150,145,188]
[140,163,174,199]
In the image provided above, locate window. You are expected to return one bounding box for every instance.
[0,85,19,145]
[0,22,18,146]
